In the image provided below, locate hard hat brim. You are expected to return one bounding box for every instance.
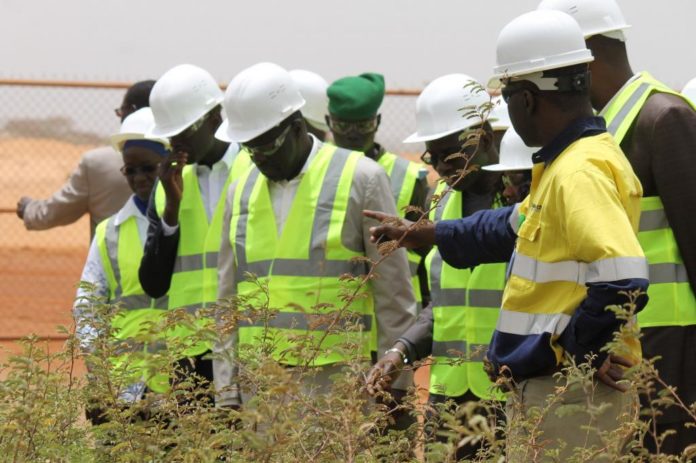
[583,23,631,39]
[149,95,224,139]
[482,162,533,172]
[403,116,499,144]
[214,120,233,143]
[110,132,170,153]
[488,49,594,89]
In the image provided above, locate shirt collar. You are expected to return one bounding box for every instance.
[301,134,321,175]
[532,116,607,165]
[114,195,146,226]
[598,72,642,117]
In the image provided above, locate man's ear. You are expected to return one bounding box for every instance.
[375,113,382,129]
[523,90,536,116]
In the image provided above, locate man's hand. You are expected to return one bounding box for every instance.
[365,348,405,396]
[16,196,31,219]
[160,151,187,227]
[483,355,497,382]
[595,354,634,392]
[363,210,436,251]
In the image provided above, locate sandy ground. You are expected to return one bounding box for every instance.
[1,137,91,348]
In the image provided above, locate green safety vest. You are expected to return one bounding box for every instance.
[155,149,252,356]
[229,144,374,366]
[426,184,505,399]
[95,211,169,393]
[376,151,425,308]
[602,72,696,327]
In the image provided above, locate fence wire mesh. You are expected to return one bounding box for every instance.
[0,81,423,341]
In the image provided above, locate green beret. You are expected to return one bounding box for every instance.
[327,73,385,121]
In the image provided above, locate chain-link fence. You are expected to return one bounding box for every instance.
[0,80,423,342]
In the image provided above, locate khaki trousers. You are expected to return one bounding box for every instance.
[505,374,636,462]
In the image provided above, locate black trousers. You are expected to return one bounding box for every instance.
[427,390,505,461]
[86,351,215,425]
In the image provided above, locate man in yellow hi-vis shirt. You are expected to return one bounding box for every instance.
[365,10,649,460]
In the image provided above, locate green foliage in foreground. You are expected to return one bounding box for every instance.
[1,289,695,462]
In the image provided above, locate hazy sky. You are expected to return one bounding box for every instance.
[1,0,695,90]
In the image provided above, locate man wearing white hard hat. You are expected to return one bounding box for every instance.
[366,10,648,459]
[289,69,330,141]
[364,73,504,459]
[214,63,416,425]
[539,0,696,454]
[75,108,170,423]
[483,128,534,206]
[138,64,251,403]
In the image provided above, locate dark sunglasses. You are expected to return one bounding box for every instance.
[120,164,160,177]
[327,117,378,135]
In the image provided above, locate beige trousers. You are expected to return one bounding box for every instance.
[505,374,637,462]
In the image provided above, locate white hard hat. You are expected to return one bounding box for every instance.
[216,62,306,143]
[110,108,169,152]
[149,64,224,138]
[488,10,594,89]
[490,96,511,131]
[538,0,631,39]
[682,78,696,105]
[404,74,494,144]
[483,128,536,172]
[289,69,329,131]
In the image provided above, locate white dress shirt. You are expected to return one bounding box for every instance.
[74,196,150,403]
[267,135,321,234]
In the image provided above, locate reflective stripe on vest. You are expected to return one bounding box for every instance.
[155,148,251,312]
[427,184,502,399]
[376,151,424,309]
[154,148,251,356]
[95,214,169,393]
[602,72,696,327]
[231,144,374,366]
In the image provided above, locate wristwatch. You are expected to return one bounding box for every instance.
[384,347,409,365]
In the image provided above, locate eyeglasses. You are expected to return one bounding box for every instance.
[242,124,292,158]
[327,117,379,135]
[120,164,160,177]
[420,145,475,166]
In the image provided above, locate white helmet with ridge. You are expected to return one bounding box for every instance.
[682,78,696,105]
[483,128,535,172]
[216,62,306,143]
[111,107,169,152]
[149,64,224,138]
[404,74,494,144]
[490,96,511,131]
[488,9,594,90]
[537,0,631,40]
[289,69,329,131]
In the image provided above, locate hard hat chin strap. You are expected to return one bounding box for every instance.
[512,71,590,92]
